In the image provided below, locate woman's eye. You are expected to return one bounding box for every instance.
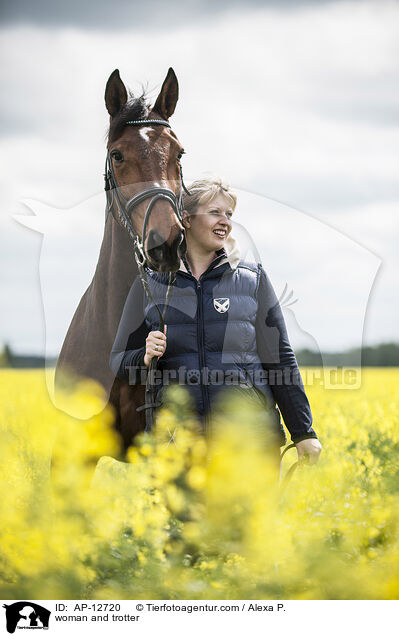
[111,150,123,162]
[209,209,232,218]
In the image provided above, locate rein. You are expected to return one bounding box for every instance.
[279,443,298,492]
[104,118,189,433]
[135,262,176,433]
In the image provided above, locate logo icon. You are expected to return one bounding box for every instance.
[213,297,230,313]
[2,602,51,633]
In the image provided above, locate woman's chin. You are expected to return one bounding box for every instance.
[211,237,226,249]
[201,237,226,252]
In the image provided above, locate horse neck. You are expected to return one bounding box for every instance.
[91,210,139,338]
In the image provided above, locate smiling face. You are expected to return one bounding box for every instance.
[183,192,234,255]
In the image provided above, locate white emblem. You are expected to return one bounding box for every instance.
[213,297,230,313]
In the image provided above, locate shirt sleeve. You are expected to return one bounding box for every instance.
[109,276,148,384]
[255,267,318,443]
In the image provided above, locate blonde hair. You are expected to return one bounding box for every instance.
[182,176,237,214]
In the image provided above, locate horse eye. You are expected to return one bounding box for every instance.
[111,150,123,162]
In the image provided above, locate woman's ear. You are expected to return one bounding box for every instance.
[182,210,191,229]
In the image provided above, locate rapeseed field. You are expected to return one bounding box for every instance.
[0,368,398,599]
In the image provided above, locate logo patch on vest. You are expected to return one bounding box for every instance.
[213,297,230,313]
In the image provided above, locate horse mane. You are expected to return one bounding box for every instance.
[107,90,150,143]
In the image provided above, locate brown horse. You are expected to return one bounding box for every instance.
[55,68,186,453]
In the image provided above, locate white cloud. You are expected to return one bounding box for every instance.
[1,0,398,353]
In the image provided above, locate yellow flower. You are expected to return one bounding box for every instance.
[1,367,399,600]
[186,466,207,490]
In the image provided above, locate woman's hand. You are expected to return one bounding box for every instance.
[144,326,167,368]
[295,438,322,465]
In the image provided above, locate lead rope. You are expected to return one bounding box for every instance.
[135,262,176,433]
[279,443,299,493]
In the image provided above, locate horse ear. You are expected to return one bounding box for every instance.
[153,68,179,120]
[105,69,128,117]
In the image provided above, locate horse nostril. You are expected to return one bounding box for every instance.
[146,229,166,267]
[148,245,164,265]
[146,229,165,253]
[146,228,183,272]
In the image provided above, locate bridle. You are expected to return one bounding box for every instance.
[104,118,189,267]
[104,117,190,434]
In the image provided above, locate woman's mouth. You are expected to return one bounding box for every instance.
[213,229,226,238]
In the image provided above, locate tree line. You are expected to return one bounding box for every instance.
[1,342,399,368]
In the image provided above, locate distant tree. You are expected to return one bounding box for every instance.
[362,342,399,366]
[296,342,399,367]
[0,343,13,367]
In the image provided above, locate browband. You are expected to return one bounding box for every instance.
[125,119,171,127]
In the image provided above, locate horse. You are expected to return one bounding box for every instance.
[55,68,186,454]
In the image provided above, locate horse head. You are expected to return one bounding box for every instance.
[105,68,185,272]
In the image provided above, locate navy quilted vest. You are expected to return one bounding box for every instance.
[142,260,284,442]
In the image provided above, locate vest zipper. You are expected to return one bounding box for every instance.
[196,278,210,428]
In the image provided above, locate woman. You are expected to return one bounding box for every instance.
[110,177,322,464]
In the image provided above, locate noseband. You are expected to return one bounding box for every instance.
[105,118,190,433]
[104,118,189,267]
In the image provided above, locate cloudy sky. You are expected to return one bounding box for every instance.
[1,0,398,356]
